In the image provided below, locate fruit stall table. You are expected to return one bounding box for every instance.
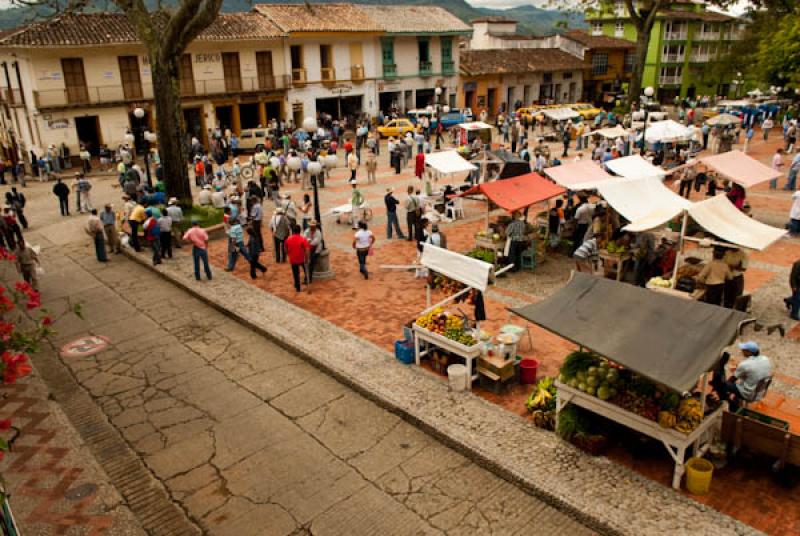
[599,249,632,282]
[555,380,725,489]
[510,272,753,490]
[413,323,483,389]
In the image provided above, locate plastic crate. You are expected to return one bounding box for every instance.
[394,340,414,365]
[737,408,790,431]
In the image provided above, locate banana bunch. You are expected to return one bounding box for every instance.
[526,382,554,412]
[674,398,703,433]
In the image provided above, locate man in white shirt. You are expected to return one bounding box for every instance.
[724,341,772,411]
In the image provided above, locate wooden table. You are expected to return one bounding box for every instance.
[555,381,724,489]
[413,325,482,389]
[599,250,633,281]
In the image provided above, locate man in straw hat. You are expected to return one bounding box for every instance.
[383,187,405,240]
[166,197,183,248]
[303,219,323,283]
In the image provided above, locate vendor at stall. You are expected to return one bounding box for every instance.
[506,211,527,272]
[719,341,772,412]
[695,247,732,306]
[723,246,749,309]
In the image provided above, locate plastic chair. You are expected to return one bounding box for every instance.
[520,243,536,271]
[446,197,465,220]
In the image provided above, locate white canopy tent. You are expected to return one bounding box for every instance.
[644,120,695,143]
[544,159,617,191]
[543,108,580,121]
[420,243,493,293]
[593,125,628,139]
[424,150,477,175]
[458,121,494,131]
[604,154,667,179]
[685,195,785,251]
[596,176,690,223]
[696,150,781,189]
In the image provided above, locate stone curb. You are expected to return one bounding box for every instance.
[122,247,761,536]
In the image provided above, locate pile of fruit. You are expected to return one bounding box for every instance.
[605,240,627,254]
[557,351,704,434]
[415,308,477,346]
[429,273,464,295]
[526,377,557,430]
[648,276,672,288]
[466,249,496,264]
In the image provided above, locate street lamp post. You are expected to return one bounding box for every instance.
[732,72,743,99]
[434,86,443,149]
[640,86,654,153]
[132,107,153,188]
[303,116,334,279]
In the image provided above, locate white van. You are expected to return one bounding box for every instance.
[237,128,273,153]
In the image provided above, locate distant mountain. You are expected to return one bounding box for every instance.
[0,0,584,35]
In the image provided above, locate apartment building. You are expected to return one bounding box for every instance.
[359,6,470,114]
[586,0,745,101]
[0,12,289,160]
[469,19,634,105]
[0,4,471,161]
[459,48,585,113]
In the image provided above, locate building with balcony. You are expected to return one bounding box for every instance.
[359,5,470,114]
[458,48,585,114]
[253,3,383,123]
[559,29,635,104]
[0,12,289,156]
[586,0,745,102]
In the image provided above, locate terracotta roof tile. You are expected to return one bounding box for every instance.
[0,12,284,47]
[359,5,471,34]
[659,9,737,22]
[562,29,635,49]
[471,16,517,24]
[254,3,382,32]
[460,48,585,76]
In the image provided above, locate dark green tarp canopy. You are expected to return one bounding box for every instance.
[509,272,752,393]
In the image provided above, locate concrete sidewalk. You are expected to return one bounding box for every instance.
[120,242,760,536]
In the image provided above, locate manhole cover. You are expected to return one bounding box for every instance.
[60,336,110,358]
[64,483,98,501]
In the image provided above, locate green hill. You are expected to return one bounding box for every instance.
[0,0,584,35]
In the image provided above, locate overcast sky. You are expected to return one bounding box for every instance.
[467,0,749,16]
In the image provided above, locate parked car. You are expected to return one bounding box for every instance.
[431,111,467,129]
[377,118,419,138]
[571,102,602,120]
[515,106,545,123]
[406,109,433,125]
[451,107,474,121]
[238,127,272,153]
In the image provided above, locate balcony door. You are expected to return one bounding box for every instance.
[61,58,89,104]
[222,52,242,92]
[118,56,143,100]
[179,54,195,96]
[256,51,274,90]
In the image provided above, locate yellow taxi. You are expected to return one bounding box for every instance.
[515,106,545,122]
[377,118,419,138]
[571,103,602,120]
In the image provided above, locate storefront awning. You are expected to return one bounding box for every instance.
[421,243,492,292]
[459,172,565,213]
[544,160,617,191]
[596,176,690,223]
[510,272,751,393]
[697,150,781,188]
[604,154,667,179]
[424,150,477,175]
[644,120,695,143]
[543,107,580,121]
[686,194,786,250]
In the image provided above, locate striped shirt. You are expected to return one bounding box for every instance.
[573,238,599,260]
[506,219,526,241]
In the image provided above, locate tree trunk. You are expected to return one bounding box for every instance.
[150,53,192,204]
[629,25,652,106]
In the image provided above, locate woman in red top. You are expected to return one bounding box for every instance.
[415,152,425,179]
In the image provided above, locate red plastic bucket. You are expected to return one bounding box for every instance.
[520,359,539,384]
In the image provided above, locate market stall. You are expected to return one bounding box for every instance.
[412,244,505,389]
[544,159,617,191]
[510,272,751,489]
[644,119,695,144]
[604,154,667,179]
[457,121,494,147]
[458,173,565,266]
[422,149,477,201]
[694,150,781,189]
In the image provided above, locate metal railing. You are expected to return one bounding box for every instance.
[320,67,336,83]
[690,52,711,63]
[34,75,290,108]
[351,65,365,81]
[292,68,307,85]
[665,31,687,41]
[383,63,397,78]
[419,60,432,75]
[696,32,720,41]
[662,53,685,63]
[659,75,682,85]
[442,60,455,74]
[2,87,22,105]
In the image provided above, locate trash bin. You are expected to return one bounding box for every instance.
[685,457,714,495]
[447,364,467,391]
[394,340,414,364]
[520,358,539,384]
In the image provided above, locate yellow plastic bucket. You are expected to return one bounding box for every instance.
[685,457,714,495]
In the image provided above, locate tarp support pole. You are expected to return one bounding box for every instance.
[670,211,689,289]
[700,372,709,416]
[422,285,472,316]
[426,284,432,309]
